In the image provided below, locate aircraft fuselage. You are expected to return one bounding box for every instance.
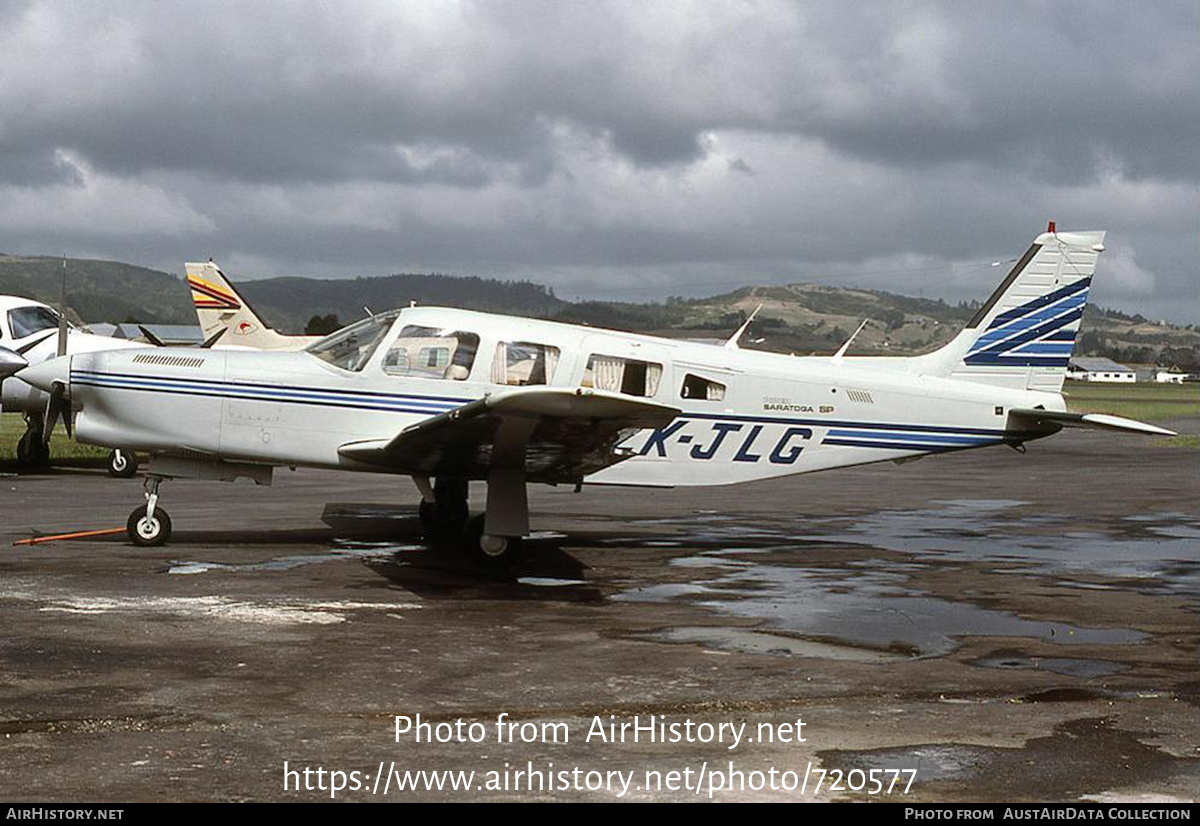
[48,305,1062,488]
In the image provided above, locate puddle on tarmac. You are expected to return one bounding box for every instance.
[619,502,1198,600]
[803,500,1200,598]
[614,498,1174,657]
[619,548,1147,657]
[516,577,588,587]
[618,559,1144,656]
[971,654,1130,679]
[818,717,1195,799]
[823,743,994,782]
[634,626,910,662]
[168,541,418,575]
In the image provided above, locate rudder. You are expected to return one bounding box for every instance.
[919,227,1106,392]
[185,261,301,350]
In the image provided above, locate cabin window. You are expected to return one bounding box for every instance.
[490,341,560,386]
[7,306,59,340]
[306,311,397,372]
[383,325,479,380]
[580,354,662,397]
[680,373,726,401]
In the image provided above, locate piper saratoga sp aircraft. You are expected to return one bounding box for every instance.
[16,227,1174,562]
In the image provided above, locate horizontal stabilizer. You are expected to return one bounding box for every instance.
[1009,408,1176,437]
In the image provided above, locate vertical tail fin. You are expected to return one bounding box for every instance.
[185,261,304,351]
[918,228,1106,392]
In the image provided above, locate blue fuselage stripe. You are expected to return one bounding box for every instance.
[72,370,462,411]
[826,429,995,445]
[684,410,1007,436]
[71,370,1019,449]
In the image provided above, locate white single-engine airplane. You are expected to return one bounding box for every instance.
[15,227,1175,562]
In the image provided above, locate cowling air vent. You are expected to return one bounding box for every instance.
[846,389,874,404]
[132,353,207,369]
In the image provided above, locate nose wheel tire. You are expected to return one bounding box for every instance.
[107,449,139,478]
[127,504,172,547]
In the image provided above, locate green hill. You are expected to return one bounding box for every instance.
[0,255,194,324]
[237,273,565,332]
[1,254,1195,370]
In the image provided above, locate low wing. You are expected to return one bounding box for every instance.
[338,386,680,483]
[1008,408,1176,437]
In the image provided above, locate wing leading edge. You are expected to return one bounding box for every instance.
[338,386,681,483]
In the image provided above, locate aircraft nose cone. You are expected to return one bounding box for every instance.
[0,346,28,380]
[17,354,70,393]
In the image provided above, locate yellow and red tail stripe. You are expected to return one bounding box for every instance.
[188,275,241,310]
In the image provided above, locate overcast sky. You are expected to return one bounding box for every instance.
[0,1,1196,320]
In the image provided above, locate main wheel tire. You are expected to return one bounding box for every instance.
[107,449,139,479]
[419,498,470,534]
[15,430,49,469]
[465,515,521,567]
[418,499,435,527]
[127,504,172,547]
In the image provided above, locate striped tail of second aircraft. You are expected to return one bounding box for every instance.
[185,261,318,351]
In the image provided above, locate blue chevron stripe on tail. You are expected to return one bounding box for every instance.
[914,227,1106,392]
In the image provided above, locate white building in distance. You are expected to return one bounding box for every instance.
[1155,370,1198,384]
[1067,357,1137,383]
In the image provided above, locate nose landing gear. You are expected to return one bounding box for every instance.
[127,475,171,546]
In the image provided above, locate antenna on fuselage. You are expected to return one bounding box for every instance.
[831,318,870,364]
[724,303,763,350]
[363,306,376,319]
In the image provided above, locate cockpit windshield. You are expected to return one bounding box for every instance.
[7,306,59,340]
[305,311,398,371]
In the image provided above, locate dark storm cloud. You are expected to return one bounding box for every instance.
[0,1,1195,320]
[7,2,1193,184]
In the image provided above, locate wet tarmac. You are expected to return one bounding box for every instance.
[0,424,1196,801]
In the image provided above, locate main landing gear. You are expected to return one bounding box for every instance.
[466,514,518,565]
[417,476,470,533]
[415,475,524,567]
[127,475,171,546]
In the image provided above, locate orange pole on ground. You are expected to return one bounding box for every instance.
[13,528,126,546]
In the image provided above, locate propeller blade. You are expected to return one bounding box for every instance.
[41,381,71,443]
[200,328,227,349]
[41,387,59,443]
[137,325,166,347]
